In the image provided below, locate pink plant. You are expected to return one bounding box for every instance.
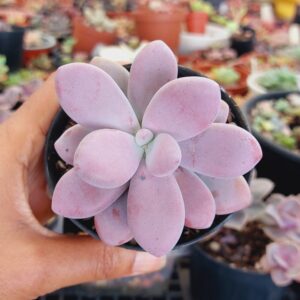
[264,194,300,243]
[52,40,262,256]
[260,242,300,286]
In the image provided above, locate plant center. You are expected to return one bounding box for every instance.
[135,128,154,147]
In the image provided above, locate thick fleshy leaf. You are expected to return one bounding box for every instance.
[127,162,185,257]
[214,100,229,123]
[143,77,221,141]
[180,124,262,178]
[56,63,139,133]
[55,124,91,165]
[146,133,181,177]
[52,168,127,219]
[199,175,252,215]
[95,193,133,246]
[175,168,215,229]
[128,40,177,120]
[91,57,129,96]
[250,178,274,204]
[74,129,143,189]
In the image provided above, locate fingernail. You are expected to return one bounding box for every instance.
[132,253,166,275]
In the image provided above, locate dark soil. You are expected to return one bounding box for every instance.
[200,221,271,271]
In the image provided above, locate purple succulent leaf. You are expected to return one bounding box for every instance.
[214,100,229,123]
[52,168,128,219]
[128,40,178,121]
[199,175,252,215]
[55,124,91,165]
[127,162,185,257]
[143,77,221,142]
[91,57,129,96]
[175,167,215,229]
[0,86,23,110]
[250,178,274,204]
[56,63,140,133]
[145,133,181,177]
[180,124,262,178]
[95,193,133,246]
[74,129,143,189]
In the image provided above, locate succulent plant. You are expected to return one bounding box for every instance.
[211,67,241,86]
[0,55,9,84]
[52,41,262,256]
[260,242,300,286]
[190,0,215,14]
[263,194,300,244]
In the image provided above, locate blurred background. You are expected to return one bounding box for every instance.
[1,0,300,299]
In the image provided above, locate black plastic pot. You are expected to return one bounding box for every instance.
[45,65,251,252]
[191,246,293,300]
[231,26,256,57]
[0,26,24,72]
[244,91,300,195]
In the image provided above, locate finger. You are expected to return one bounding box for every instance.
[4,73,59,162]
[37,235,166,296]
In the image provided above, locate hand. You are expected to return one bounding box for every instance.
[0,74,165,300]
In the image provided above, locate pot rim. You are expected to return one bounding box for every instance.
[44,65,252,252]
[243,91,300,164]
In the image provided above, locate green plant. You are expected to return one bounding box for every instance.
[189,0,215,14]
[211,67,240,86]
[0,55,9,83]
[258,68,298,92]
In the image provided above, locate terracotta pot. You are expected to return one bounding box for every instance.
[73,15,117,53]
[186,12,208,34]
[134,9,186,53]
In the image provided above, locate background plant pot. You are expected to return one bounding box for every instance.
[243,91,300,195]
[45,65,251,252]
[72,15,117,53]
[0,26,24,72]
[191,246,291,300]
[186,11,208,34]
[134,10,186,53]
[23,33,56,66]
[231,27,256,57]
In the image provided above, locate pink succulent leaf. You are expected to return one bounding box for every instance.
[250,178,274,204]
[266,196,300,230]
[127,162,185,257]
[175,167,215,229]
[74,129,143,189]
[95,193,133,246]
[52,168,128,219]
[214,100,229,123]
[128,40,178,120]
[56,63,140,133]
[180,124,262,178]
[55,124,91,165]
[143,77,221,142]
[145,133,181,177]
[90,57,129,96]
[225,211,248,231]
[199,175,252,215]
[261,242,300,286]
[0,86,22,110]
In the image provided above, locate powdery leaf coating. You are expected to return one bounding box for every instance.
[74,129,143,189]
[175,168,215,229]
[128,40,178,120]
[143,77,221,142]
[95,193,133,246]
[55,124,91,165]
[52,169,127,219]
[146,133,181,177]
[91,57,129,96]
[127,162,185,257]
[214,100,229,123]
[56,63,139,133]
[180,123,263,178]
[199,175,252,215]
